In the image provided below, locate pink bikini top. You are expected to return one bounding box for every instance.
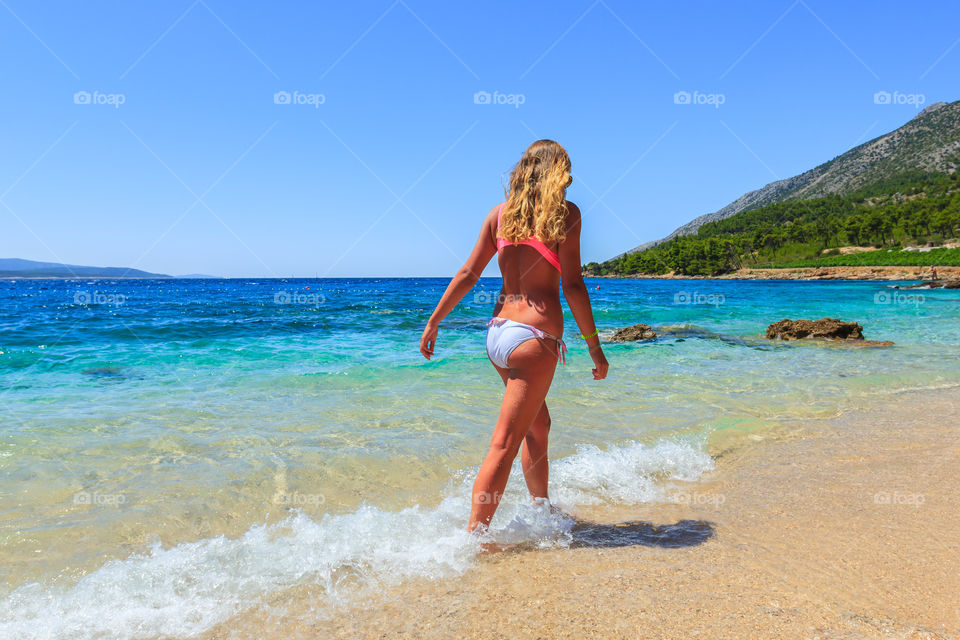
[495,204,562,271]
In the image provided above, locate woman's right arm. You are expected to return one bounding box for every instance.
[558,202,608,380]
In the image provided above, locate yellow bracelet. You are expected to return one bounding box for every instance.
[579,328,599,340]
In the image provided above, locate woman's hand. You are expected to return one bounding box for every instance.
[420,322,438,360]
[589,346,608,380]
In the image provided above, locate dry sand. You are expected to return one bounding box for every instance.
[206,389,960,640]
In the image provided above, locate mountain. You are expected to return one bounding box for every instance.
[0,258,171,278]
[617,100,960,258]
[176,273,221,279]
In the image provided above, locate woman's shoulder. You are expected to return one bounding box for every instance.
[486,202,505,222]
[484,202,506,244]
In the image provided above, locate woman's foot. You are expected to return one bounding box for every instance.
[532,496,577,520]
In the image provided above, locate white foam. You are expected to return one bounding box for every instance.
[0,438,713,640]
[552,438,714,505]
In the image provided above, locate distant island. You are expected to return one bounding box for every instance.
[0,258,217,279]
[585,100,960,277]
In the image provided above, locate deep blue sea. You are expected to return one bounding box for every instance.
[1,277,958,639]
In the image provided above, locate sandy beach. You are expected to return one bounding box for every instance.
[206,387,960,640]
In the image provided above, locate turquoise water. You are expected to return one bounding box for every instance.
[1,277,958,638]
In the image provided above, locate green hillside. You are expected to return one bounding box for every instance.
[589,100,960,276]
[585,171,960,276]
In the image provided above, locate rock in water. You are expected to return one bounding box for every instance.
[610,324,657,342]
[766,318,864,341]
[895,280,959,290]
[82,366,125,377]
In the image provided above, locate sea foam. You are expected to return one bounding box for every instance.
[0,438,713,640]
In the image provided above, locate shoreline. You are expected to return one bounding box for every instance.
[4,266,958,281]
[214,386,960,639]
[586,265,960,281]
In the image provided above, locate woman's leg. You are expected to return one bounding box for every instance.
[491,366,552,502]
[521,403,551,500]
[469,338,558,531]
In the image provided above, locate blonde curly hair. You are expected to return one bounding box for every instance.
[499,140,572,245]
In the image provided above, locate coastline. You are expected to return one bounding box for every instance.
[209,386,960,639]
[3,265,959,281]
[587,265,960,281]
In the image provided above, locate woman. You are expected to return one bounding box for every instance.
[419,140,608,532]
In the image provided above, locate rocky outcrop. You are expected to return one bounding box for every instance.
[900,280,960,289]
[766,318,864,341]
[766,318,894,346]
[610,324,657,342]
[593,266,960,281]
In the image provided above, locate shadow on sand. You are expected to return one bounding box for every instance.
[570,519,714,549]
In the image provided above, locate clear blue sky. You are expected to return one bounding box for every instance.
[1,1,957,277]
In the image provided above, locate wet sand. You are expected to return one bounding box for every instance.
[207,388,960,639]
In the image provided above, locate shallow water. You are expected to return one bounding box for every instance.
[1,277,958,639]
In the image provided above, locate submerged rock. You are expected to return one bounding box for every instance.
[766,318,864,341]
[610,323,657,342]
[899,280,960,289]
[81,366,125,377]
[840,339,896,347]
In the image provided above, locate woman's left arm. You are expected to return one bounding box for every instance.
[420,206,499,360]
